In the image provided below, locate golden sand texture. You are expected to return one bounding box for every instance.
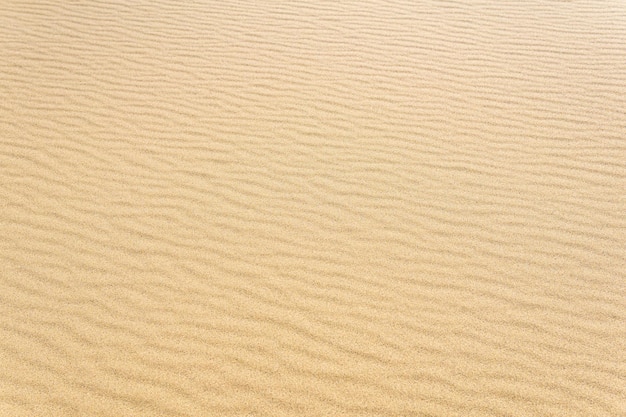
[1,0,625,416]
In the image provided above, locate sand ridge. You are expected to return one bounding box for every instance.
[0,0,625,416]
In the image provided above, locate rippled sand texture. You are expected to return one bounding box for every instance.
[1,0,626,416]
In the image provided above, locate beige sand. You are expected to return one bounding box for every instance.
[1,1,625,416]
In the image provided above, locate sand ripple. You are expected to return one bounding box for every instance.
[1,1,625,416]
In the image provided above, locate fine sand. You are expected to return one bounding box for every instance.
[1,1,625,416]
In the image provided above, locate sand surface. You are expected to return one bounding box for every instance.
[1,1,625,416]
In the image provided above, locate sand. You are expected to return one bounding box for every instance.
[0,0,625,416]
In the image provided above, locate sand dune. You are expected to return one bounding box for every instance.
[1,0,625,415]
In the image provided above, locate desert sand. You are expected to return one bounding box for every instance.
[0,1,625,416]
